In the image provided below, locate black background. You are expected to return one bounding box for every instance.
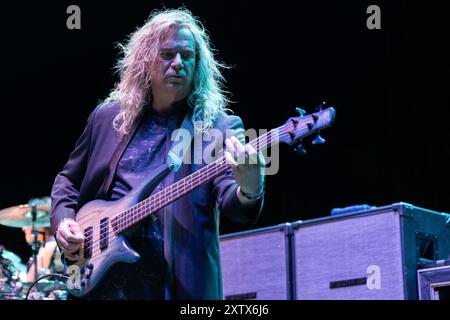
[0,1,448,262]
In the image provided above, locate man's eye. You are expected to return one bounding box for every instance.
[182,53,193,60]
[160,51,193,60]
[161,52,174,59]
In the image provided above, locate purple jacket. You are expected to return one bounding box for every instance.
[50,102,263,299]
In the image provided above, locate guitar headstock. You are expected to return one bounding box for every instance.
[279,102,336,154]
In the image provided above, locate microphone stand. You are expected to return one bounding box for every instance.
[30,204,41,283]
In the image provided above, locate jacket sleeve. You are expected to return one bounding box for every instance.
[50,108,98,234]
[212,115,264,224]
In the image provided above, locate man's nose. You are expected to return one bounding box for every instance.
[171,53,183,72]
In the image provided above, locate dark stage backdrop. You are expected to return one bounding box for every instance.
[0,1,448,262]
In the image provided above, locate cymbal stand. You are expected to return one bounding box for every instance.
[30,204,41,282]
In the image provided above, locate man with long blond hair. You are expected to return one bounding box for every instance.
[50,8,264,299]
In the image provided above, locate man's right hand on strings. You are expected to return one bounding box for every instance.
[56,219,84,261]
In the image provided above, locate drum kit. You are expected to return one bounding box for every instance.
[0,199,68,300]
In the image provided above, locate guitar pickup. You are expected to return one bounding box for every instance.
[100,217,109,251]
[83,226,93,258]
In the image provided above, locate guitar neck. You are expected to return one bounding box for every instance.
[110,106,336,233]
[111,127,283,233]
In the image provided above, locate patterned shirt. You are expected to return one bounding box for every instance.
[103,107,184,299]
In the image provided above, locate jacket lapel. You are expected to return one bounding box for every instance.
[167,112,197,171]
[99,117,141,198]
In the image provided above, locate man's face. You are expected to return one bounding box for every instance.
[151,27,196,104]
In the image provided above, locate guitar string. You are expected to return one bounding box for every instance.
[82,131,275,251]
[83,137,278,260]
[82,119,322,256]
[82,122,313,255]
[111,128,276,232]
[82,129,288,255]
[82,126,281,248]
[110,120,313,232]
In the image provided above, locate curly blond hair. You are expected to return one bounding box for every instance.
[104,8,231,135]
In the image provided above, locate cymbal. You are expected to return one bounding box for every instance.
[0,204,50,228]
[0,249,27,282]
[1,249,22,265]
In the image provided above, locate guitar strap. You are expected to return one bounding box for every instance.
[163,111,197,299]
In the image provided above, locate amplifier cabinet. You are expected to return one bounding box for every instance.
[293,203,450,300]
[417,264,450,300]
[220,223,294,300]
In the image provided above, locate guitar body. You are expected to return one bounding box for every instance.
[67,164,171,297]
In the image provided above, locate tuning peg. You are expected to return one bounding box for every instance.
[312,114,319,122]
[294,141,307,155]
[296,107,306,116]
[312,131,326,145]
[316,101,326,111]
[289,132,295,140]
